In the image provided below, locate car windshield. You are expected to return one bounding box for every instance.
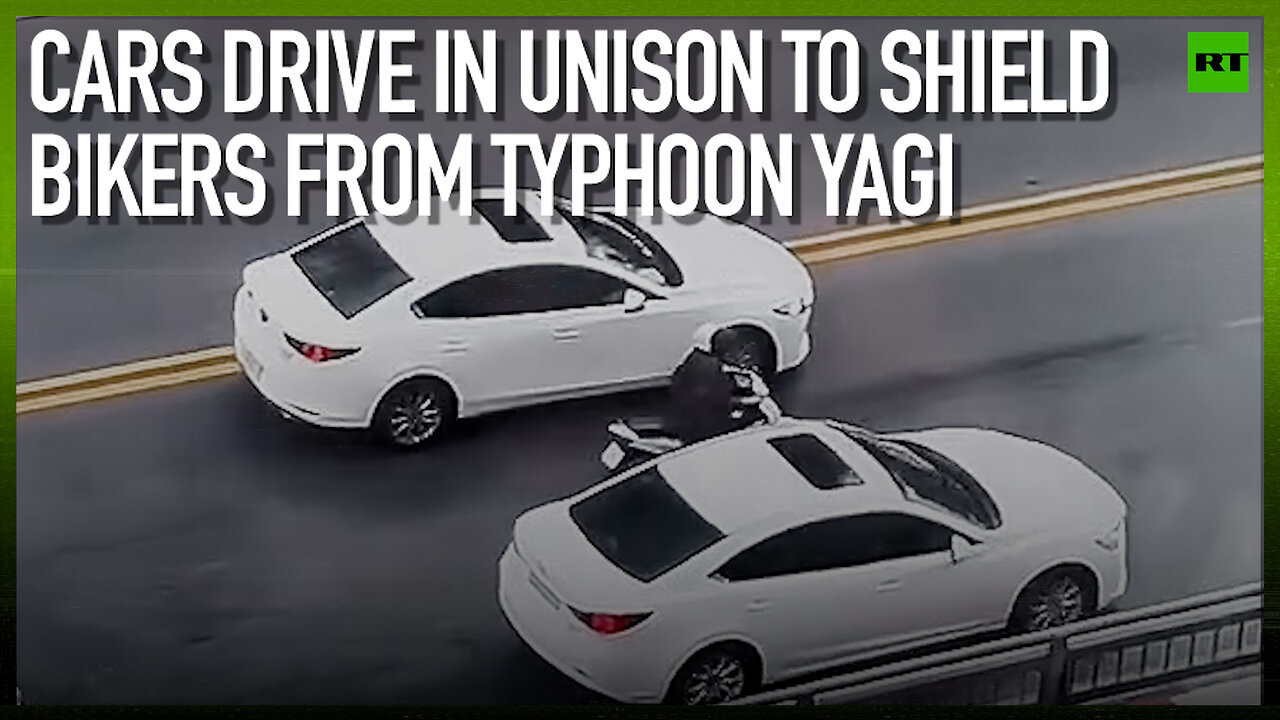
[569,467,724,582]
[832,423,1002,530]
[292,222,411,318]
[554,199,683,287]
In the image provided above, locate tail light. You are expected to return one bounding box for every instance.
[284,334,359,363]
[570,608,652,635]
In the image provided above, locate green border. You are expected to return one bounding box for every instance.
[4,4,1274,709]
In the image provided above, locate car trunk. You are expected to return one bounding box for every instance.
[241,253,358,349]
[512,503,652,614]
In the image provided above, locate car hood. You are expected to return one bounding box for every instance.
[891,428,1127,536]
[630,212,813,299]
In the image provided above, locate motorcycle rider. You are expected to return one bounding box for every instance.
[600,342,783,471]
[667,346,766,444]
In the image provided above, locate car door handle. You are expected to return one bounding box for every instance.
[746,599,771,613]
[552,328,581,341]
[440,340,470,354]
[876,579,902,593]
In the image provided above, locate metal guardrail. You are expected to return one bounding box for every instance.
[734,582,1261,706]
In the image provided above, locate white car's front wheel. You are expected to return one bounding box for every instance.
[372,378,456,450]
[1009,567,1097,633]
[712,328,776,380]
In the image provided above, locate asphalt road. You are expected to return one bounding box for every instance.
[16,185,1262,704]
[16,16,1263,379]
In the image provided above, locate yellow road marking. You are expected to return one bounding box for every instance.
[17,360,240,415]
[16,345,234,396]
[789,156,1262,264]
[15,155,1264,416]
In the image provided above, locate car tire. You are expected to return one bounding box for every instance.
[712,327,776,380]
[665,644,759,706]
[1009,567,1097,633]
[372,378,456,450]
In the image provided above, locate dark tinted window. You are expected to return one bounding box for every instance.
[416,268,537,318]
[292,222,411,318]
[849,513,953,564]
[570,467,724,582]
[717,513,953,582]
[768,434,862,489]
[895,440,1002,529]
[556,199,684,287]
[416,265,632,318]
[832,424,1002,530]
[541,266,632,308]
[716,524,819,581]
[473,199,552,243]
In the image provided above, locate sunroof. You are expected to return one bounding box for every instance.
[767,434,863,490]
[472,199,552,243]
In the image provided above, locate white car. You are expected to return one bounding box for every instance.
[233,189,814,447]
[499,419,1128,704]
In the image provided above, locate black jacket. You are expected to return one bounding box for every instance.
[668,349,740,443]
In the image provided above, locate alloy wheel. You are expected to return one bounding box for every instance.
[719,337,765,374]
[1026,575,1085,630]
[681,653,747,705]
[387,389,443,447]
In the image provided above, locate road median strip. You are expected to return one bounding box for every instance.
[790,154,1262,264]
[16,154,1264,416]
[17,347,239,415]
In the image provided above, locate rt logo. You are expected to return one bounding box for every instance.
[1187,32,1250,93]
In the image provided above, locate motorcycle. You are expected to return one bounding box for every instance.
[600,364,783,471]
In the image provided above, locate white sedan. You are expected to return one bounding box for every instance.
[233,189,814,447]
[499,419,1128,704]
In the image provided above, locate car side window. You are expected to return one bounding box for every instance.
[538,265,633,309]
[414,269,531,318]
[715,513,954,582]
[414,265,633,318]
[847,513,954,566]
[715,525,815,581]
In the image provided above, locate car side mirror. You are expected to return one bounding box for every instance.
[622,288,647,313]
[950,534,979,564]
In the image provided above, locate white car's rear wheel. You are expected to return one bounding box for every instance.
[373,379,455,449]
[667,645,758,705]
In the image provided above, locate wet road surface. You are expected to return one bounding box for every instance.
[16,186,1262,703]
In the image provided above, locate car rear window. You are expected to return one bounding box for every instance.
[292,222,411,318]
[768,434,863,489]
[473,199,552,243]
[570,467,724,582]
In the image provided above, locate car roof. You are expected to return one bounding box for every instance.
[362,188,590,287]
[655,420,911,534]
